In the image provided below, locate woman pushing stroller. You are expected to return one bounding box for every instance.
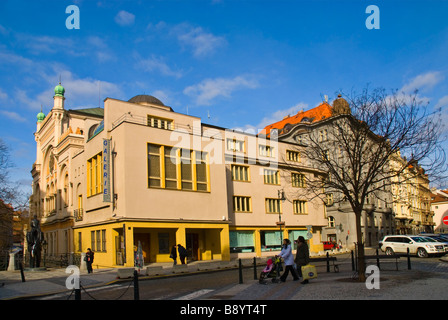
[278,239,299,282]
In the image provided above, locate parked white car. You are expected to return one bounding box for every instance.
[379,235,445,258]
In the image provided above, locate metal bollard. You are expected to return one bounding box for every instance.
[326,252,330,273]
[351,250,355,271]
[238,259,243,284]
[19,262,25,282]
[253,257,258,280]
[376,249,380,269]
[75,288,81,300]
[133,270,140,300]
[407,248,411,270]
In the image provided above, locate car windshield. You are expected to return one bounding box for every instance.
[411,237,436,243]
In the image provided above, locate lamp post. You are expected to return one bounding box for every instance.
[277,190,286,246]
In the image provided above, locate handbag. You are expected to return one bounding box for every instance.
[301,264,317,280]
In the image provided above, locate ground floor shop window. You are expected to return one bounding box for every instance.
[230,230,255,253]
[260,231,282,251]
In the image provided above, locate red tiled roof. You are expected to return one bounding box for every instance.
[262,102,333,136]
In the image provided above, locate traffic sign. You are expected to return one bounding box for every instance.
[443,216,448,226]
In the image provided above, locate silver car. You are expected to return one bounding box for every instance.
[380,235,445,258]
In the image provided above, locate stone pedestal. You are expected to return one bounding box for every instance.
[7,253,16,271]
[80,252,87,272]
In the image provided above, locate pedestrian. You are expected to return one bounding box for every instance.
[295,236,310,284]
[86,248,94,273]
[279,239,299,282]
[177,244,188,264]
[170,245,178,266]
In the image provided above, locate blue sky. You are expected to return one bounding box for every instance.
[0,0,448,196]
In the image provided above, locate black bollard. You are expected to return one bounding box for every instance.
[133,269,140,300]
[351,250,355,271]
[407,248,411,270]
[19,262,25,282]
[326,252,330,273]
[75,288,81,300]
[253,257,258,280]
[238,259,243,284]
[376,249,380,269]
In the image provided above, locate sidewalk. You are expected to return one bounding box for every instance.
[0,259,253,300]
[1,253,447,300]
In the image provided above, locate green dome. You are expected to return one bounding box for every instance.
[54,83,65,97]
[37,110,45,122]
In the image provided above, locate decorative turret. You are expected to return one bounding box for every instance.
[332,94,351,116]
[52,82,65,143]
[37,107,45,123]
[53,82,65,110]
[54,83,65,97]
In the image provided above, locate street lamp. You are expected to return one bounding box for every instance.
[277,190,286,246]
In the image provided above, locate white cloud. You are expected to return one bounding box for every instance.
[173,23,226,58]
[15,70,122,110]
[136,55,183,78]
[238,102,308,133]
[0,110,27,122]
[401,71,444,94]
[435,95,448,109]
[0,88,7,100]
[258,103,308,129]
[115,10,135,26]
[183,75,259,106]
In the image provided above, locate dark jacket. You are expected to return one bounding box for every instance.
[86,251,94,263]
[170,246,177,259]
[177,245,187,257]
[295,242,309,266]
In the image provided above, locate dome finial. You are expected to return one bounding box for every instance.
[37,105,46,122]
[54,80,65,97]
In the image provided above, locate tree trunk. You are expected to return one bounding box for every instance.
[355,210,366,282]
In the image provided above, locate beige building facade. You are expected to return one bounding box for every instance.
[30,84,327,268]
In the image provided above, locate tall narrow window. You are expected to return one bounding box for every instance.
[101,230,106,252]
[91,231,95,251]
[180,149,193,190]
[148,144,161,187]
[87,152,103,196]
[195,151,208,192]
[164,147,177,189]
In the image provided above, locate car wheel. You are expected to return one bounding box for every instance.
[385,247,394,255]
[417,248,428,258]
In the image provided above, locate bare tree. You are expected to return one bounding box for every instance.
[0,138,29,210]
[279,87,446,281]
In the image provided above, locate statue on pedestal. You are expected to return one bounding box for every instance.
[26,215,44,268]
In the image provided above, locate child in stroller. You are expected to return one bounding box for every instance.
[259,256,283,284]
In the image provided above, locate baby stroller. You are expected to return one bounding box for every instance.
[259,256,283,284]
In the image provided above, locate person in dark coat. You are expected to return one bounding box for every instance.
[170,245,178,266]
[294,236,310,284]
[177,244,188,264]
[86,248,94,273]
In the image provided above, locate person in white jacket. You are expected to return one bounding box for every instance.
[279,239,299,282]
